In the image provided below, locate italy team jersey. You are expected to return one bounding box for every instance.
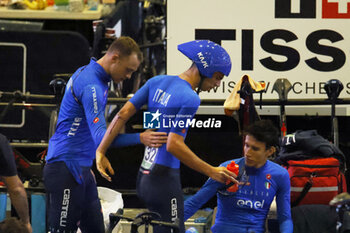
[47,59,111,167]
[184,158,293,233]
[46,59,140,183]
[130,75,200,169]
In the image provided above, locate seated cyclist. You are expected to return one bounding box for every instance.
[184,120,293,233]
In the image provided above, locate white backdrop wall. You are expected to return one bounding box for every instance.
[167,0,350,103]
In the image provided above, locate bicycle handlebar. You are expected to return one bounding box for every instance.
[147,218,180,231]
[107,209,180,233]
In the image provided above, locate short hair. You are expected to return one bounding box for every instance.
[0,217,29,233]
[243,120,279,149]
[107,36,143,62]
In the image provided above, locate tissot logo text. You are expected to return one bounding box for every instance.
[322,0,350,18]
[275,0,350,18]
[275,0,316,18]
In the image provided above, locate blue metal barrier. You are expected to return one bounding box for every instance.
[0,192,7,221]
[31,193,46,233]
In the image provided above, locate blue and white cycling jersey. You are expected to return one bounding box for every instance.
[46,58,140,183]
[184,158,293,233]
[130,75,200,169]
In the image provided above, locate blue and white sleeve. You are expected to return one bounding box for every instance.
[81,84,141,148]
[276,171,293,233]
[184,178,222,221]
[129,80,151,110]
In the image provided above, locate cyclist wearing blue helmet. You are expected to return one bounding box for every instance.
[177,40,232,93]
[96,40,237,233]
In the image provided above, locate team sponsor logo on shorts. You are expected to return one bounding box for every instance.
[171,198,178,222]
[60,189,70,227]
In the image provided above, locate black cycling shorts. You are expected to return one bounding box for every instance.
[44,162,104,233]
[137,164,185,233]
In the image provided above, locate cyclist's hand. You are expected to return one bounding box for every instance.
[96,151,114,182]
[140,130,167,148]
[209,166,239,184]
[23,221,32,233]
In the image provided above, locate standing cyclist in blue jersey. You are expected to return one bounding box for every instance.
[96,40,238,233]
[184,120,293,233]
[44,36,168,233]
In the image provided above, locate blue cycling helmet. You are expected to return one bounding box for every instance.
[178,40,232,78]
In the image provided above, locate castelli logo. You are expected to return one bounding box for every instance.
[93,117,99,123]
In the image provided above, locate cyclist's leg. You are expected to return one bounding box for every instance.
[137,165,185,233]
[44,162,83,233]
[79,168,104,233]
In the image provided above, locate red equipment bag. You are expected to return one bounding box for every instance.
[286,157,347,207]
